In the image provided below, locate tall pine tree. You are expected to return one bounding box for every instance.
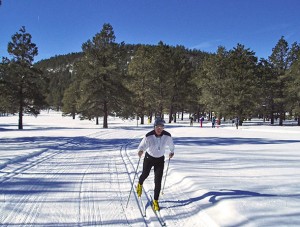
[226,44,258,123]
[75,23,127,128]
[127,45,156,124]
[5,26,45,129]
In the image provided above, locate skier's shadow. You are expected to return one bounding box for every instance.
[163,189,277,208]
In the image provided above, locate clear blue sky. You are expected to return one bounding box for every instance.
[1,0,300,62]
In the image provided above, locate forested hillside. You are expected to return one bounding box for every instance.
[34,52,83,112]
[1,24,300,129]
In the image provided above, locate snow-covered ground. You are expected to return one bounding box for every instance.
[0,111,299,226]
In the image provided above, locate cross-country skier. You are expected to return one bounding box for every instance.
[136,118,175,211]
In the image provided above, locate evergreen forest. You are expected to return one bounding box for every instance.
[1,24,300,129]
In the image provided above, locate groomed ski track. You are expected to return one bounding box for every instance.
[0,128,215,226]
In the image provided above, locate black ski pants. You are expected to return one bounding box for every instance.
[138,152,165,200]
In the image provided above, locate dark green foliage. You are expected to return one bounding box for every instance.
[2,26,46,129]
[268,37,300,125]
[2,24,299,127]
[127,45,157,123]
[127,43,205,124]
[68,23,131,128]
[166,45,198,123]
[195,38,300,125]
[196,46,229,116]
[285,50,300,125]
[35,53,83,110]
[257,59,275,122]
[226,44,258,121]
[0,59,17,114]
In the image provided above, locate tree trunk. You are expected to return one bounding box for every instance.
[279,111,284,126]
[18,85,23,130]
[279,116,283,126]
[270,111,274,125]
[168,105,173,123]
[18,108,23,130]
[103,100,108,128]
[149,111,153,124]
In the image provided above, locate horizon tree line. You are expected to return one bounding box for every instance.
[1,24,300,129]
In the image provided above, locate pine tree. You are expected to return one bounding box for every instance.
[196,46,229,119]
[5,26,45,129]
[167,45,195,123]
[62,80,80,119]
[151,41,173,118]
[268,37,294,125]
[285,47,300,125]
[257,59,275,122]
[269,37,288,125]
[127,45,156,124]
[75,23,127,128]
[226,44,258,123]
[196,44,258,123]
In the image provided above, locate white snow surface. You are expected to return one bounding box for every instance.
[0,111,299,227]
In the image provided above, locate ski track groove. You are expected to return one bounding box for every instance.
[0,131,114,226]
[0,146,65,184]
[76,130,140,226]
[0,148,68,225]
[78,158,92,226]
[119,139,148,225]
[121,136,205,227]
[0,128,195,226]
[120,137,172,226]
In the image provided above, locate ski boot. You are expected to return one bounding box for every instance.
[136,183,142,197]
[153,199,160,211]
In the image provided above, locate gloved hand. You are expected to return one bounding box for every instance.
[169,152,174,159]
[138,150,144,157]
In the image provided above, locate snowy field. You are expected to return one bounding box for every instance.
[0,111,299,227]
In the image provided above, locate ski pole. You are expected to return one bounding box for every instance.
[126,157,141,208]
[161,157,171,195]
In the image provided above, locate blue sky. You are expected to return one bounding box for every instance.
[1,0,300,62]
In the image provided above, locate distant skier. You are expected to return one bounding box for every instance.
[136,118,175,211]
[212,116,216,128]
[235,117,239,129]
[200,116,204,128]
[190,116,194,126]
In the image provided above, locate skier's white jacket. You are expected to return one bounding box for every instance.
[138,130,175,158]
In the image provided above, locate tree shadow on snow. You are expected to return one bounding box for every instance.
[174,137,300,147]
[0,136,140,152]
[0,136,141,173]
